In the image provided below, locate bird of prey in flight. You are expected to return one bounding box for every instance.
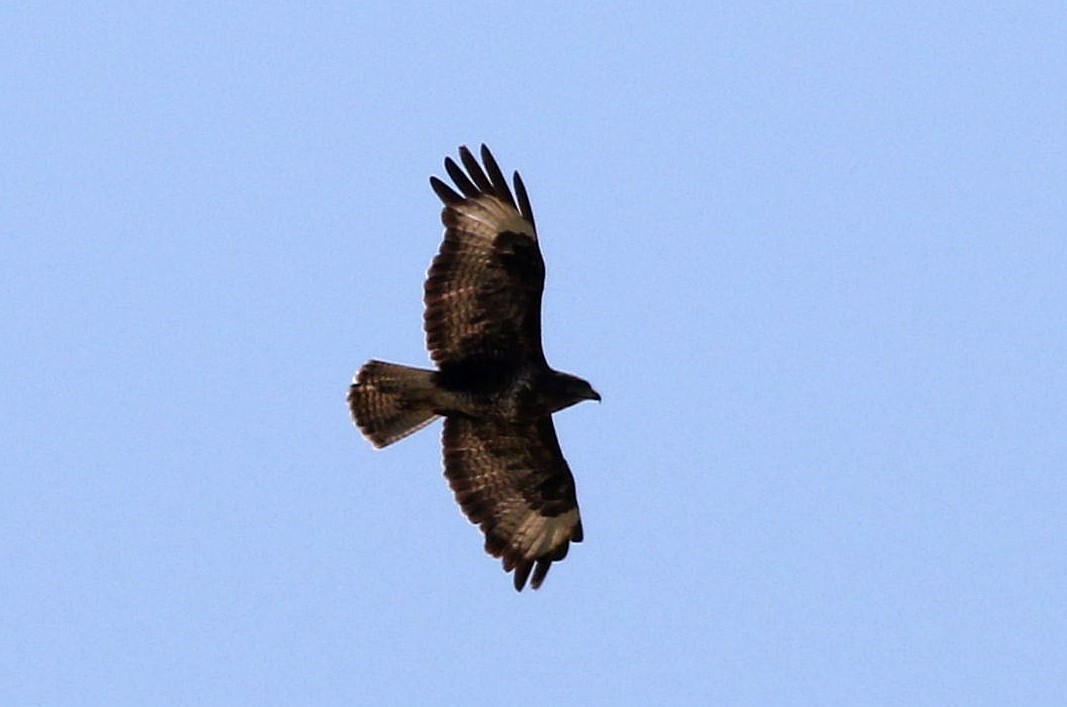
[348,145,599,590]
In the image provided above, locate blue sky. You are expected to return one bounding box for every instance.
[3,2,1065,704]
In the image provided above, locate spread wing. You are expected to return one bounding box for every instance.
[425,145,547,369]
[442,415,583,591]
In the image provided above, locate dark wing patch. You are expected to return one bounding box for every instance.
[442,415,583,591]
[424,145,546,368]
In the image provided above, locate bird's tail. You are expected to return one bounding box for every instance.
[347,360,441,448]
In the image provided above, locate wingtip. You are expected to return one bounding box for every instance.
[430,175,461,204]
[513,560,533,592]
[510,557,552,591]
[530,559,551,590]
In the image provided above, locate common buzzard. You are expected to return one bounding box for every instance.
[347,145,599,591]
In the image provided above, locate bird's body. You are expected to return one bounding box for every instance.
[347,145,598,591]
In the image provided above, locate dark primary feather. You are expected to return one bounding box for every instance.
[513,172,536,230]
[431,146,535,226]
[442,415,583,591]
[475,145,518,212]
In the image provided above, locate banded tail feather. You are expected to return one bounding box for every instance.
[348,360,441,448]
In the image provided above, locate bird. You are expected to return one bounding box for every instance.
[347,145,599,591]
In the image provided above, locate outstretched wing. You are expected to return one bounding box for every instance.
[442,415,583,591]
[425,145,547,369]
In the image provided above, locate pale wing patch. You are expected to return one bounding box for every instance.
[513,509,580,560]
[452,195,535,241]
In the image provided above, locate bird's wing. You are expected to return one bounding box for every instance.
[425,145,546,369]
[442,414,583,591]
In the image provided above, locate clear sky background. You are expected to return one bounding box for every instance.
[3,3,1065,705]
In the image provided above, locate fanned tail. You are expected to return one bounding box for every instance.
[347,360,441,448]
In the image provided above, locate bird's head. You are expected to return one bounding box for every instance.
[549,371,600,411]
[578,380,602,403]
